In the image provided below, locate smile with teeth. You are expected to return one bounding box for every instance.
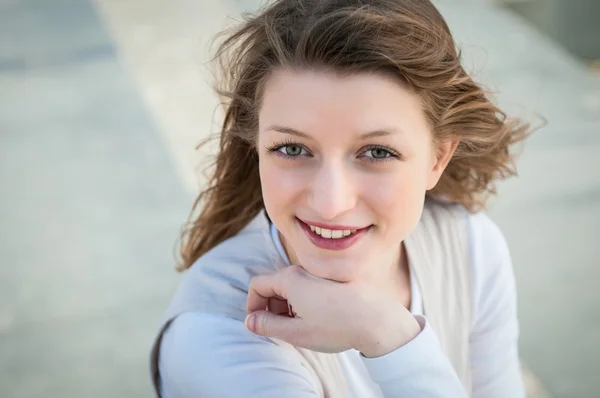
[308,224,358,239]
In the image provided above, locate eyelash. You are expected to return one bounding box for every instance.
[265,139,310,160]
[264,140,402,163]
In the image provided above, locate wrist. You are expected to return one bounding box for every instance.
[356,311,422,358]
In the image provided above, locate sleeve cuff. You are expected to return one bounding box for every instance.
[361,315,444,383]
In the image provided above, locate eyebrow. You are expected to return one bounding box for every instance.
[263,125,400,140]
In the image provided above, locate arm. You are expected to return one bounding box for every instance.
[159,312,319,398]
[468,213,525,398]
[158,312,467,397]
[362,315,468,397]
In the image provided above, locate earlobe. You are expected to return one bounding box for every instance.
[426,140,459,190]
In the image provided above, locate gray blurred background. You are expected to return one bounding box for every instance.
[0,0,598,397]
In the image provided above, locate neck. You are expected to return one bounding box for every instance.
[366,244,412,308]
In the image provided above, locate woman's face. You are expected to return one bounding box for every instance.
[258,69,454,283]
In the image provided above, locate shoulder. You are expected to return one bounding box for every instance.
[421,200,517,330]
[195,209,280,270]
[464,211,514,294]
[423,199,512,272]
[465,211,510,259]
[464,211,518,332]
[166,210,284,322]
[153,212,299,396]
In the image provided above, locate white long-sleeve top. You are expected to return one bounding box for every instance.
[158,212,524,397]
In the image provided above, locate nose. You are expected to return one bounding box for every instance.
[306,160,357,221]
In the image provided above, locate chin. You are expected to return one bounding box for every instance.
[296,250,365,282]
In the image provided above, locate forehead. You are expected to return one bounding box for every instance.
[258,69,430,137]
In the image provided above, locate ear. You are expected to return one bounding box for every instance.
[426,140,459,190]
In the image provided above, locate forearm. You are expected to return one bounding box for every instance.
[362,316,468,398]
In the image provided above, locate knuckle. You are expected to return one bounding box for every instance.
[248,274,261,288]
[248,277,256,292]
[257,314,271,335]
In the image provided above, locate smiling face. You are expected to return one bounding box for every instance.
[257,69,455,283]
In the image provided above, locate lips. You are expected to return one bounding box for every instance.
[296,217,370,250]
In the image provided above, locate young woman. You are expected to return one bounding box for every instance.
[151,0,531,396]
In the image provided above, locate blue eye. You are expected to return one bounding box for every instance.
[266,141,311,159]
[359,146,401,163]
[278,144,306,157]
[364,148,392,159]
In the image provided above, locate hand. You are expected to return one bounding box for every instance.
[246,265,421,357]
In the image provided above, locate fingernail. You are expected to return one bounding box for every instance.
[245,313,256,332]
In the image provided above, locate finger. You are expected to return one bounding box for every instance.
[267,297,291,316]
[246,310,310,346]
[247,273,287,313]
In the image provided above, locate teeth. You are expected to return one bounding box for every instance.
[308,224,357,239]
[331,230,343,239]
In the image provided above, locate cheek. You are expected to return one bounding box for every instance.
[259,158,306,216]
[363,164,429,235]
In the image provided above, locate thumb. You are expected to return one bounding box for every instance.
[246,310,306,343]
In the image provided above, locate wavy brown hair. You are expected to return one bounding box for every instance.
[177,0,531,270]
